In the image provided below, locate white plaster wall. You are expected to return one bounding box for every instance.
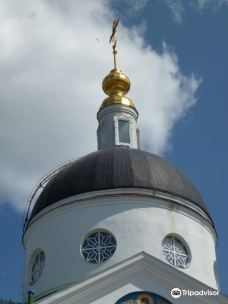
[97,105,138,149]
[23,195,217,299]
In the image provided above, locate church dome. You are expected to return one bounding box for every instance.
[30,147,209,219]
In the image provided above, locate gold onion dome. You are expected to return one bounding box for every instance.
[100,68,137,112]
[100,19,137,112]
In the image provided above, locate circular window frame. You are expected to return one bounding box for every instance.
[80,229,117,264]
[28,249,46,285]
[161,234,191,269]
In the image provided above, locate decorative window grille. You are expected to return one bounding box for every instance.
[81,230,117,263]
[162,235,189,269]
[30,250,45,285]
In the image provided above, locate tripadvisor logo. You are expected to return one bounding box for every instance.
[171,288,182,298]
[171,288,219,298]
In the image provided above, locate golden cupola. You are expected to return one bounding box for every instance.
[99,19,137,113]
[100,68,137,112]
[97,19,139,151]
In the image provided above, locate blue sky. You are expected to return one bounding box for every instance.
[0,0,227,301]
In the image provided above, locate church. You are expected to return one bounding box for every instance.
[21,21,228,304]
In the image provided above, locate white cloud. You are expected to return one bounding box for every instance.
[165,0,185,24]
[126,0,148,12]
[0,0,200,211]
[164,0,228,23]
[119,0,148,13]
[196,0,228,9]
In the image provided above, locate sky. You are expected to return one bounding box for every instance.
[0,0,227,301]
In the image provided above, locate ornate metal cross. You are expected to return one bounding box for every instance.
[109,19,119,69]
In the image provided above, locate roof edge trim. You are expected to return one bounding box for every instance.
[23,187,216,245]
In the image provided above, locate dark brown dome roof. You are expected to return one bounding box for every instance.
[31,147,209,219]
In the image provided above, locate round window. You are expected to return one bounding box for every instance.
[162,235,189,269]
[29,250,46,285]
[81,230,117,263]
